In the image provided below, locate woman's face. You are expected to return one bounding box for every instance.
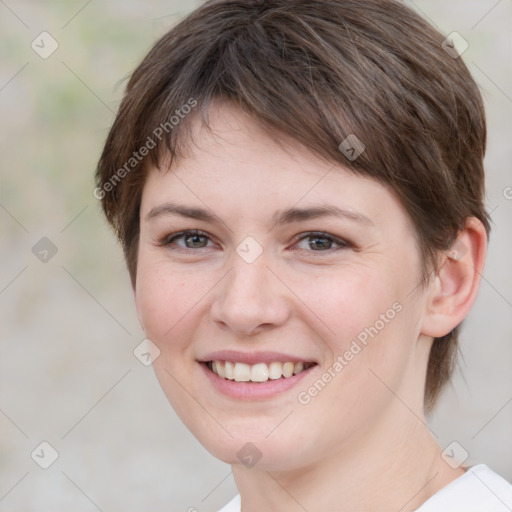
[135,102,434,471]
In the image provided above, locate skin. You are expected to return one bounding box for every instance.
[134,101,487,511]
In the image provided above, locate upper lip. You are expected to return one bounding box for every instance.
[197,350,317,365]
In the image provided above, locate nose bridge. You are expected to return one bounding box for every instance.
[232,252,271,301]
[211,250,289,335]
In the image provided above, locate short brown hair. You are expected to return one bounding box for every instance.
[95,0,490,411]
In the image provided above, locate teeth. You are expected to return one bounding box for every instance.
[233,363,251,381]
[217,361,226,378]
[209,360,313,382]
[268,362,282,380]
[251,363,269,382]
[282,362,294,378]
[293,362,304,375]
[225,361,234,380]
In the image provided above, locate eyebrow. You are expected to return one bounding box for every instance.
[145,202,373,227]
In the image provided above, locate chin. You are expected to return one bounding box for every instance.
[189,422,313,471]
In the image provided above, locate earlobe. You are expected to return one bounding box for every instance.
[421,217,487,338]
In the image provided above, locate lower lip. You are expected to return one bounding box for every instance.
[199,362,316,400]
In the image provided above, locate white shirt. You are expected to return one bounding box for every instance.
[217,464,512,512]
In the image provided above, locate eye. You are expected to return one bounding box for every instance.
[158,230,351,256]
[160,229,216,252]
[292,232,350,254]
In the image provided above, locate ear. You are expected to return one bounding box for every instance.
[421,217,487,338]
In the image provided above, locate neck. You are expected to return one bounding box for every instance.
[232,408,465,512]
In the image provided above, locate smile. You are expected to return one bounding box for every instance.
[206,360,316,383]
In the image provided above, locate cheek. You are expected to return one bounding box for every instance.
[135,257,211,344]
[134,259,215,421]
[292,264,403,347]
[295,265,415,394]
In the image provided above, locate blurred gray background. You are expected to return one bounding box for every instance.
[0,0,511,510]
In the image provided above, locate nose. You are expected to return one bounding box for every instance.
[210,254,291,337]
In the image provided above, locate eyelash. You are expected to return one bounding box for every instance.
[159,229,351,256]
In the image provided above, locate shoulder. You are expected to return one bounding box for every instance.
[216,467,512,512]
[416,464,512,511]
[217,494,241,512]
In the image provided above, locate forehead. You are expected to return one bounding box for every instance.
[141,102,411,232]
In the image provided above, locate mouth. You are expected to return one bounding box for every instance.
[203,360,317,383]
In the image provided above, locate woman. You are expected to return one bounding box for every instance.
[95,0,512,510]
